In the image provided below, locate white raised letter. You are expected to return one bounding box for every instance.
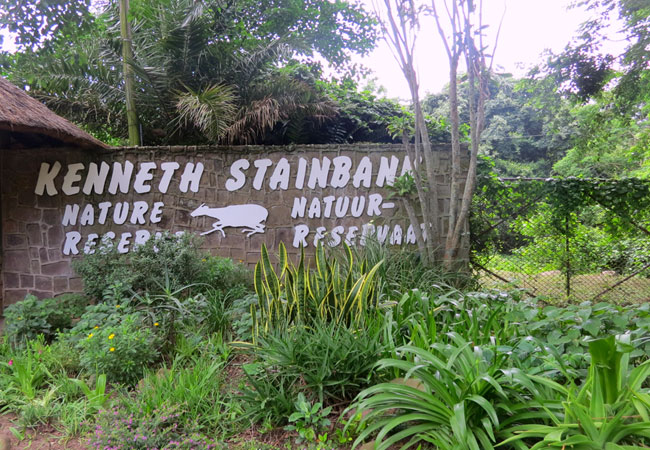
[345,226,359,246]
[62,163,84,195]
[406,224,416,244]
[330,156,352,188]
[129,201,149,225]
[376,225,389,243]
[353,156,372,188]
[62,204,80,226]
[291,197,307,218]
[117,232,132,254]
[63,231,82,255]
[334,196,350,218]
[150,202,164,223]
[179,162,204,193]
[225,159,249,191]
[307,157,330,189]
[322,196,335,217]
[295,158,308,189]
[293,224,309,248]
[108,161,134,194]
[35,162,62,196]
[361,223,376,245]
[113,202,129,225]
[313,227,327,246]
[367,194,383,216]
[252,159,272,190]
[328,226,344,247]
[377,155,399,187]
[401,155,413,176]
[133,162,157,193]
[97,202,111,224]
[269,158,290,190]
[84,233,99,254]
[308,197,321,218]
[83,162,110,195]
[351,196,365,218]
[158,162,180,193]
[134,230,151,247]
[390,224,403,245]
[79,204,95,226]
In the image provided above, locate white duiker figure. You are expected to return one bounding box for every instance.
[190,203,268,237]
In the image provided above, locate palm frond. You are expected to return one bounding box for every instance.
[175,83,238,141]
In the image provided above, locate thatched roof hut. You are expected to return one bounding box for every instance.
[0,77,107,150]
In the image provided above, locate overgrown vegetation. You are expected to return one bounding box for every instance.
[473,173,650,302]
[2,235,650,448]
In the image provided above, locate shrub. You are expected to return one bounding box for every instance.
[337,236,474,298]
[500,335,650,448]
[347,332,535,450]
[88,403,220,450]
[72,236,135,300]
[67,302,135,343]
[241,320,386,425]
[76,314,159,385]
[3,294,89,345]
[131,352,232,435]
[229,293,258,341]
[254,243,383,335]
[196,256,252,295]
[73,232,251,301]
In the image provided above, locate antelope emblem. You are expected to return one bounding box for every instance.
[190,203,268,237]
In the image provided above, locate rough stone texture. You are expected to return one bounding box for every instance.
[1,144,467,310]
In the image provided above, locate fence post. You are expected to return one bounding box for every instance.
[565,214,571,300]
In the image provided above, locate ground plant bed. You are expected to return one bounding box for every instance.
[2,237,650,449]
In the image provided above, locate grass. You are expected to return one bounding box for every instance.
[478,266,650,304]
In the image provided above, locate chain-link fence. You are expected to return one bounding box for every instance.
[471,177,650,304]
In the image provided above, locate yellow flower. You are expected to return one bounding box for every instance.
[116,305,121,308]
[154,322,159,327]
[94,326,99,329]
[88,333,94,339]
[108,334,115,340]
[201,258,207,262]
[109,347,115,352]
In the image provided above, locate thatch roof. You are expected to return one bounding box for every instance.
[0,77,107,149]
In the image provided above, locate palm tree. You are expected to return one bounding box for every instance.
[3,0,375,145]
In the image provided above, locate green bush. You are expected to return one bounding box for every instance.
[132,352,233,435]
[72,237,134,300]
[196,255,252,296]
[254,243,383,335]
[500,335,650,448]
[73,232,206,300]
[88,403,220,450]
[347,333,536,450]
[338,236,474,298]
[241,320,386,426]
[67,302,135,342]
[76,313,160,385]
[73,232,251,301]
[3,294,89,345]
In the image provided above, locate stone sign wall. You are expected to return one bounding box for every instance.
[1,144,462,310]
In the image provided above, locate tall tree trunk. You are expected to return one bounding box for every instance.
[119,0,140,146]
[444,52,462,266]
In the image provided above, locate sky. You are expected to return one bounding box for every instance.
[1,0,626,99]
[355,0,627,99]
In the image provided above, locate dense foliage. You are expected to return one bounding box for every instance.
[2,236,650,448]
[473,173,650,292]
[0,0,381,145]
